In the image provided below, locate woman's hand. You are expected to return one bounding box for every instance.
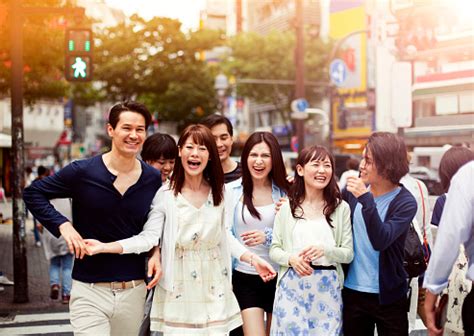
[289,254,313,277]
[146,247,163,289]
[84,239,105,256]
[299,245,325,263]
[275,197,288,213]
[252,256,277,282]
[241,230,265,246]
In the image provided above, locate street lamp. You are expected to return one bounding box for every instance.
[214,73,228,115]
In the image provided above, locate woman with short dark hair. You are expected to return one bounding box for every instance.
[342,132,417,336]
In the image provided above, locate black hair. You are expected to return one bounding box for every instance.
[200,114,234,136]
[108,101,152,129]
[141,133,178,162]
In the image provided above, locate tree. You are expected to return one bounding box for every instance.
[0,0,71,102]
[94,15,223,124]
[223,30,332,125]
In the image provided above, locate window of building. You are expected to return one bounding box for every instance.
[435,95,458,115]
[459,91,474,113]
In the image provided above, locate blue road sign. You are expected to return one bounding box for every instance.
[330,59,348,86]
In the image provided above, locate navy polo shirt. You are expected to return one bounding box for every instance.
[24,155,162,282]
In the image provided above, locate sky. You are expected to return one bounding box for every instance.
[104,0,207,30]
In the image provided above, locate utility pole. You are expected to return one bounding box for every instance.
[10,0,28,303]
[9,1,85,303]
[295,0,305,153]
[236,0,242,33]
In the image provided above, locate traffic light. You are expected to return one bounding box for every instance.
[65,28,93,82]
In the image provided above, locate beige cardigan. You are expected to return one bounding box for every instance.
[269,200,354,287]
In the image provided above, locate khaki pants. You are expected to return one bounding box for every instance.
[70,280,147,335]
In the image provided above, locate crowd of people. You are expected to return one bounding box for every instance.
[22,101,473,336]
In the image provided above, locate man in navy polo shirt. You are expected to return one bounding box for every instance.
[24,101,162,335]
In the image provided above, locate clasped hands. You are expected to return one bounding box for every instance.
[289,245,325,277]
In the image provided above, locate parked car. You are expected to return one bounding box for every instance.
[409,166,443,196]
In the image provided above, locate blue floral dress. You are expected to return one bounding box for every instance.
[271,268,342,336]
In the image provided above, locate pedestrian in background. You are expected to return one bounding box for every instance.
[338,158,359,190]
[426,147,474,335]
[32,166,50,247]
[84,124,276,335]
[24,101,162,335]
[424,161,474,336]
[141,132,177,183]
[342,132,417,336]
[38,198,74,304]
[201,114,242,183]
[226,132,289,336]
[270,145,353,336]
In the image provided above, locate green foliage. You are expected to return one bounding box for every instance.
[0,0,71,102]
[94,16,222,123]
[224,30,332,123]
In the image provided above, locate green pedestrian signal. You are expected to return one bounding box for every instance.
[65,28,93,82]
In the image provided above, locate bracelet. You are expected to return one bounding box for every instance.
[250,254,254,267]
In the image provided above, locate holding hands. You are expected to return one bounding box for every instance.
[59,222,87,259]
[346,176,368,198]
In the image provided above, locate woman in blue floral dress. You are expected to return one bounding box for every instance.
[269,146,353,335]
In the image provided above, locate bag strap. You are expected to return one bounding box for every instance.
[416,180,427,241]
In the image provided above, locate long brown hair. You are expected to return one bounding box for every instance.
[241,132,289,221]
[170,124,224,206]
[289,145,341,226]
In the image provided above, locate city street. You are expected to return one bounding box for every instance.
[0,201,71,335]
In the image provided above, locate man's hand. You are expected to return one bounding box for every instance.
[147,247,162,289]
[59,222,86,259]
[425,290,443,336]
[241,230,265,246]
[289,254,313,277]
[252,256,277,282]
[346,176,368,198]
[299,245,325,263]
[83,239,105,256]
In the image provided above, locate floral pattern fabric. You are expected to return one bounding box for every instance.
[271,268,342,336]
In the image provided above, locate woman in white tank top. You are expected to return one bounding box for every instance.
[227,132,289,336]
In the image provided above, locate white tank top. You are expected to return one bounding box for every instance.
[292,215,336,266]
[234,201,278,274]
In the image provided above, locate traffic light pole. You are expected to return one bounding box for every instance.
[10,0,28,303]
[8,0,85,303]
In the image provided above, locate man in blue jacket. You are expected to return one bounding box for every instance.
[24,101,162,335]
[342,132,417,335]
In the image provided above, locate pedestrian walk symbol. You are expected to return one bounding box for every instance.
[72,57,87,78]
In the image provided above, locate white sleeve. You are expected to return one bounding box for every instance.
[117,188,166,254]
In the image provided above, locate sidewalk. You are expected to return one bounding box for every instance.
[0,201,67,314]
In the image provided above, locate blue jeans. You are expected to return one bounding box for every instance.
[33,217,40,243]
[50,254,74,295]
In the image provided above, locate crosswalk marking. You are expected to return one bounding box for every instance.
[0,312,70,325]
[0,312,72,335]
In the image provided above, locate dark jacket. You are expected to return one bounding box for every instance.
[342,185,417,305]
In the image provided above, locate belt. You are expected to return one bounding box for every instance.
[310,264,336,271]
[92,279,144,290]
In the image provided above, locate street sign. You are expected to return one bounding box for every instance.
[290,98,309,120]
[330,58,348,86]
